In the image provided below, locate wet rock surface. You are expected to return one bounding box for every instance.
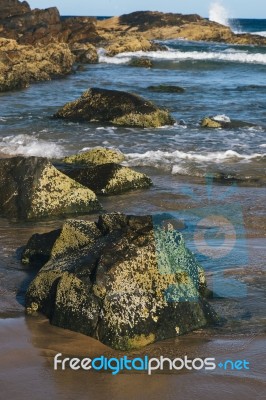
[25,213,218,350]
[148,85,185,93]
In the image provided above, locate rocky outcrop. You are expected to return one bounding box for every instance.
[25,213,218,350]
[63,147,125,165]
[54,87,175,128]
[97,11,266,47]
[0,156,101,220]
[0,38,74,91]
[0,2,98,45]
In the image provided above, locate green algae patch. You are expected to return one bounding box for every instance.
[201,117,222,128]
[112,109,174,128]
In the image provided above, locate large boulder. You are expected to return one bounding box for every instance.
[0,156,101,220]
[54,87,175,128]
[25,213,218,350]
[0,38,74,92]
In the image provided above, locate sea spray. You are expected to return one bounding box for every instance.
[209,2,230,26]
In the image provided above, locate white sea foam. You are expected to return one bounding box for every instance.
[124,149,266,168]
[209,2,230,26]
[99,49,266,65]
[251,31,266,37]
[0,134,64,158]
[213,114,231,123]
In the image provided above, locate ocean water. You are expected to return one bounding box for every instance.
[0,18,265,400]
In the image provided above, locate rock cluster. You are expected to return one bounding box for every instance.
[0,149,153,219]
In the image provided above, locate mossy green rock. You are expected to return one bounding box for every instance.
[25,213,218,350]
[148,85,185,93]
[56,162,152,195]
[201,117,222,128]
[129,58,153,68]
[0,156,101,220]
[63,147,125,165]
[54,87,175,128]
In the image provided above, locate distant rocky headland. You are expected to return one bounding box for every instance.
[0,0,265,92]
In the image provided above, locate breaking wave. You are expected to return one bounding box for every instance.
[124,149,266,169]
[99,49,266,66]
[0,134,64,158]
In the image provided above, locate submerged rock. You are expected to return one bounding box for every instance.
[54,87,175,128]
[25,213,218,350]
[201,117,223,128]
[63,147,125,165]
[57,163,152,195]
[129,58,153,68]
[148,85,185,93]
[0,157,101,220]
[201,115,257,129]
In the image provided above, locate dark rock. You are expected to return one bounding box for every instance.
[0,156,101,220]
[129,58,153,68]
[118,11,202,31]
[25,213,219,350]
[21,229,61,267]
[148,85,185,93]
[56,163,152,195]
[54,87,175,128]
[0,0,30,19]
[70,42,98,64]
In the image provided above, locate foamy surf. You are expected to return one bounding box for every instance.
[0,134,64,158]
[124,149,266,168]
[99,49,266,65]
